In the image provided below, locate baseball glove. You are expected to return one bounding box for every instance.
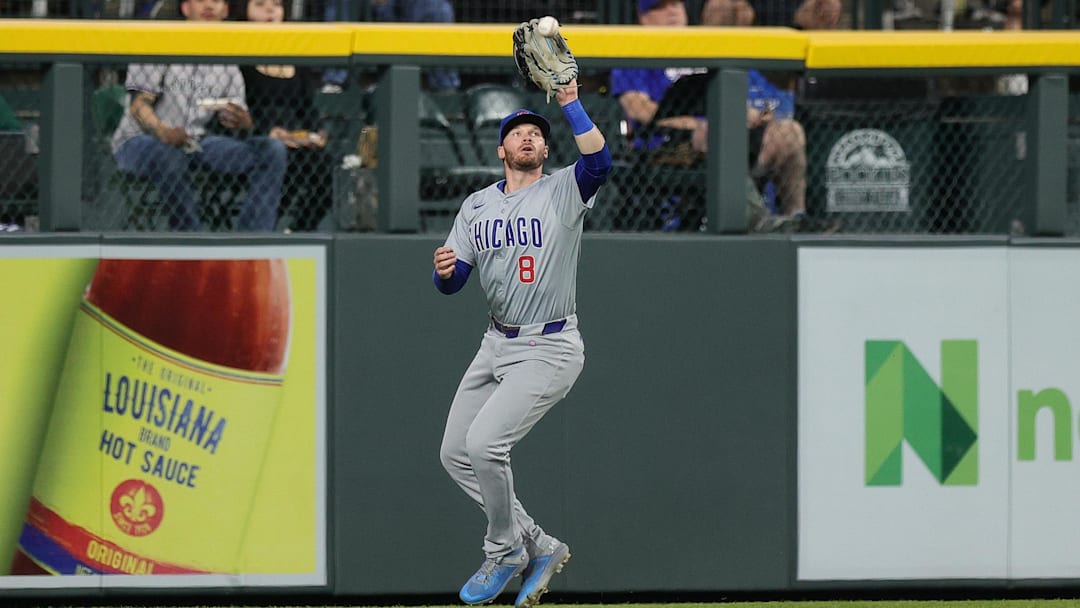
[513,18,579,102]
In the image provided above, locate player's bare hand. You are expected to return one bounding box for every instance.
[555,79,580,107]
[434,246,457,279]
[157,125,190,147]
[434,246,457,278]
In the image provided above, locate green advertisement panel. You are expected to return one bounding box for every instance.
[0,244,326,588]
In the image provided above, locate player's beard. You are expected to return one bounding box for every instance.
[504,148,544,172]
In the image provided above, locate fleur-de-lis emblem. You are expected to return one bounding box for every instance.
[111,479,164,537]
[118,486,157,523]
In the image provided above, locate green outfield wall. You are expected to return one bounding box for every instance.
[331,234,796,595]
[5,233,1077,602]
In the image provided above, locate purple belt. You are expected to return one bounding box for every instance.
[491,318,567,339]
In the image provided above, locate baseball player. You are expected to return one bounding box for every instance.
[432,77,611,608]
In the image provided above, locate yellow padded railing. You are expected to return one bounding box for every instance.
[0,19,1078,68]
[0,19,353,56]
[804,30,1080,68]
[349,24,808,60]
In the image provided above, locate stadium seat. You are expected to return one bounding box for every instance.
[465,83,529,168]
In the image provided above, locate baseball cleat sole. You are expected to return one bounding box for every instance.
[516,549,571,608]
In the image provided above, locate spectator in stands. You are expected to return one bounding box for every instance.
[371,0,461,91]
[131,0,169,18]
[319,0,460,93]
[701,0,841,28]
[701,0,756,26]
[686,68,808,218]
[701,0,842,223]
[110,0,287,231]
[240,0,336,231]
[320,0,351,93]
[611,0,808,225]
[321,0,461,93]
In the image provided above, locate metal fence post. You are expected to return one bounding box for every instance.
[1024,0,1041,28]
[864,0,884,29]
[706,68,749,234]
[40,62,83,232]
[374,65,420,233]
[1029,73,1067,236]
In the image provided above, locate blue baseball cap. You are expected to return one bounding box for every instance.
[639,0,678,11]
[499,109,551,143]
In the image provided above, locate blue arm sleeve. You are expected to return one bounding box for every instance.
[574,144,613,203]
[433,260,473,295]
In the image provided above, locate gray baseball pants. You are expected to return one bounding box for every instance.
[439,324,584,559]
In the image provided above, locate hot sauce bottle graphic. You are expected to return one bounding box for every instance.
[11,258,291,575]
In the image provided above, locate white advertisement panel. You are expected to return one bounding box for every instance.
[1008,249,1080,578]
[798,247,1011,580]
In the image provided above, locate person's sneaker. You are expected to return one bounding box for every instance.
[515,537,571,608]
[459,546,529,605]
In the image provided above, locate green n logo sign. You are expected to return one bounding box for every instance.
[865,340,978,486]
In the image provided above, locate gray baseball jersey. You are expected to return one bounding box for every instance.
[444,164,595,326]
[439,160,597,561]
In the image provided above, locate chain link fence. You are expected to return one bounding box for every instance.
[412,67,626,233]
[2,60,1054,236]
[0,52,1074,236]
[1067,91,1080,235]
[81,61,376,232]
[415,68,1033,236]
[0,63,40,232]
[577,70,1027,235]
[797,75,1028,235]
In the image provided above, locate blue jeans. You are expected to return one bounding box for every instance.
[114,134,287,231]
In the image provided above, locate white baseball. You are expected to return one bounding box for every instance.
[536,16,559,37]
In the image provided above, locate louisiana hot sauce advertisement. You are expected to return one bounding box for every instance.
[0,245,326,588]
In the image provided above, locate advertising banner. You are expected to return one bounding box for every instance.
[799,246,1080,581]
[797,247,1011,581]
[1008,249,1080,578]
[0,244,326,588]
